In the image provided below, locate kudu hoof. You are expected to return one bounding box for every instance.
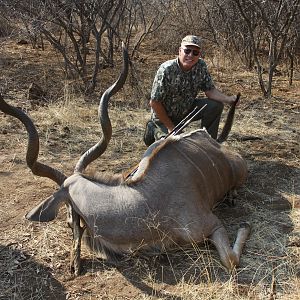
[70,261,81,276]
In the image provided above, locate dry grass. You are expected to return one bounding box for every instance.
[0,39,299,299]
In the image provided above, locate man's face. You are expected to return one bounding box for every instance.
[178,45,201,71]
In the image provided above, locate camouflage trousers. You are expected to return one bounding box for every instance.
[153,98,224,141]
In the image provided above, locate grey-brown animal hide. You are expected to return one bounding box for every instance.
[26,129,247,258]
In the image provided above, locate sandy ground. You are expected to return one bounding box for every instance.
[0,39,299,299]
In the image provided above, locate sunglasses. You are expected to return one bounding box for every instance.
[181,47,200,56]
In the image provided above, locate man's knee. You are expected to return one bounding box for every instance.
[216,101,224,114]
[194,98,224,116]
[207,99,224,115]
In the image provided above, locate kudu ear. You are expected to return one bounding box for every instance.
[25,191,65,222]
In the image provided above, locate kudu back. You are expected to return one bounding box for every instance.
[0,45,250,275]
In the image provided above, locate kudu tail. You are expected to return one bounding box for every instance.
[217,93,241,144]
[0,94,66,185]
[74,43,129,173]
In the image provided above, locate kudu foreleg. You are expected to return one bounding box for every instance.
[70,210,84,276]
[210,222,251,271]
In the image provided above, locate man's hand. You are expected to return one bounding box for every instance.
[228,95,237,104]
[232,93,241,106]
[149,99,175,132]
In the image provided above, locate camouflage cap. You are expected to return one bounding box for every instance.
[181,35,201,49]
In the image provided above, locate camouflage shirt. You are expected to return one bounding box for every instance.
[151,58,215,121]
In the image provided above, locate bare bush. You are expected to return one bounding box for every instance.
[231,0,300,97]
[0,0,167,95]
[1,0,299,99]
[0,15,16,37]
[155,0,300,98]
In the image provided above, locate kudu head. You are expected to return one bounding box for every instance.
[0,44,129,185]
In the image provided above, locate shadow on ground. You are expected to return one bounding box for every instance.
[0,244,66,300]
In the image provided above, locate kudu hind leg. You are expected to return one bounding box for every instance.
[70,209,84,276]
[210,222,251,271]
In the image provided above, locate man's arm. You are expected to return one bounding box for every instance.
[149,100,175,133]
[205,88,238,105]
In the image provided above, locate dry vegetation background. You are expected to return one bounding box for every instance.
[0,33,300,299]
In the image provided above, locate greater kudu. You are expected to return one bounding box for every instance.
[0,45,250,276]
